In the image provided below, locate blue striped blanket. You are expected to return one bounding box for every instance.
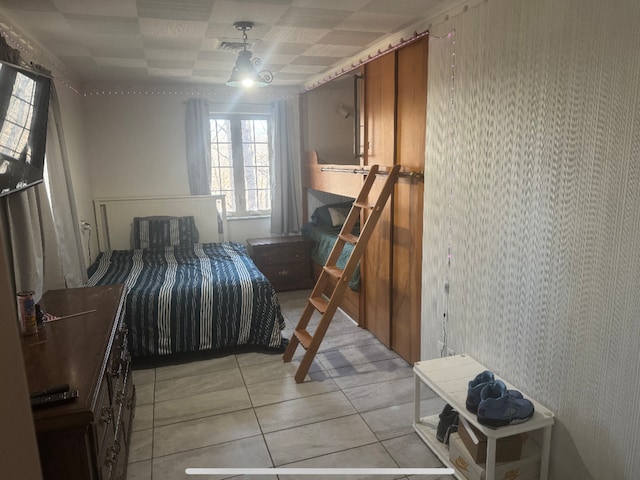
[86,242,286,358]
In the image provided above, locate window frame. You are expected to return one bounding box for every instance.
[209,113,272,218]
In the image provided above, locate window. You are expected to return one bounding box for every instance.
[0,71,36,162]
[209,115,272,216]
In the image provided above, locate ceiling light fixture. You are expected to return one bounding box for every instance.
[225,21,272,88]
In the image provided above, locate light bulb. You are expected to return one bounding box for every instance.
[242,77,254,88]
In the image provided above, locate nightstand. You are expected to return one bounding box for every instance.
[247,236,314,292]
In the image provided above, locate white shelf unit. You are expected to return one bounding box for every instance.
[413,354,555,480]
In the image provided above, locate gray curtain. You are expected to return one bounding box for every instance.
[270,98,301,234]
[2,37,84,297]
[185,98,212,195]
[46,85,86,285]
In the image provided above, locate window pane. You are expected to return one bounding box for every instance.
[210,118,236,212]
[209,116,271,215]
[255,144,270,166]
[253,120,269,142]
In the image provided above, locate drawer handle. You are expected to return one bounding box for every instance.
[104,440,121,466]
[100,406,113,425]
[112,363,121,377]
[278,270,290,276]
[116,390,125,405]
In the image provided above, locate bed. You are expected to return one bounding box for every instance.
[86,195,287,361]
[301,205,361,292]
[301,152,366,322]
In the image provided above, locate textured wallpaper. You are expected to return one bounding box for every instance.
[421,0,640,478]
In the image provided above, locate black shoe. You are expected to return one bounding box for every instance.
[436,404,459,444]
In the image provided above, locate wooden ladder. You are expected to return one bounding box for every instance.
[283,164,401,383]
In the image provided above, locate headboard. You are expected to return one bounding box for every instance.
[93,195,228,252]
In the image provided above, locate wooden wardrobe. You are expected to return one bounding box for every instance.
[361,36,428,364]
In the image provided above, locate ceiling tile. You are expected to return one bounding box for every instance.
[279,64,326,74]
[53,0,137,17]
[1,0,56,12]
[337,11,415,33]
[209,1,288,25]
[263,26,330,44]
[290,56,342,66]
[276,7,345,29]
[146,49,199,61]
[147,58,196,69]
[63,14,140,35]
[363,0,444,16]
[303,44,361,57]
[142,36,203,50]
[291,0,369,11]
[46,42,91,57]
[252,42,308,56]
[86,45,146,59]
[94,57,148,68]
[136,0,216,21]
[147,67,194,77]
[77,33,144,51]
[139,18,209,38]
[317,30,381,47]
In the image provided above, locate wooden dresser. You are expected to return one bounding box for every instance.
[247,235,314,291]
[21,285,136,480]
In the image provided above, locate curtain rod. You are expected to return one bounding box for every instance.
[319,166,424,180]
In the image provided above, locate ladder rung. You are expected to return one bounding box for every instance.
[323,266,343,280]
[309,296,328,313]
[282,164,400,383]
[293,329,313,349]
[354,201,374,210]
[339,233,358,244]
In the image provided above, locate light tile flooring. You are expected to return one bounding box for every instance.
[126,289,450,480]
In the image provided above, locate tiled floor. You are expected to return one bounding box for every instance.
[126,289,450,480]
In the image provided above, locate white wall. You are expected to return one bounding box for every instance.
[303,75,358,165]
[82,85,298,243]
[422,0,640,479]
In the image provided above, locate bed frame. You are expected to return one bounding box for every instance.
[302,151,365,323]
[93,195,228,252]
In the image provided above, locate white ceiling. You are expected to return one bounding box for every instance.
[0,0,463,90]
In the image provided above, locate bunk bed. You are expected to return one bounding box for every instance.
[301,151,365,322]
[86,195,286,362]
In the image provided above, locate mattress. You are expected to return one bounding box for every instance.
[301,223,361,291]
[86,242,286,358]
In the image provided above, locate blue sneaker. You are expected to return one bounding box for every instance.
[477,380,535,427]
[466,370,524,413]
[466,370,495,413]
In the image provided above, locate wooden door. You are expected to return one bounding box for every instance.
[393,37,427,363]
[362,52,396,346]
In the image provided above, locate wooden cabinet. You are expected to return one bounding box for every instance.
[247,236,314,292]
[362,37,427,363]
[21,285,136,480]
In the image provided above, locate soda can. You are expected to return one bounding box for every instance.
[17,291,38,336]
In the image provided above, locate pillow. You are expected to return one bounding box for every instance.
[328,206,350,227]
[132,216,199,249]
[311,201,353,226]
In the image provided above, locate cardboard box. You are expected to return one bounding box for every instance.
[449,433,540,480]
[457,417,527,463]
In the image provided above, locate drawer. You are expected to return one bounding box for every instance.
[99,420,123,480]
[253,244,310,267]
[94,377,115,453]
[107,325,129,402]
[261,262,314,291]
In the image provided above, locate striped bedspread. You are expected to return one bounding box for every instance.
[86,242,286,358]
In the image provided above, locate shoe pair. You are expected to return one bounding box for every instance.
[436,404,459,444]
[466,370,535,427]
